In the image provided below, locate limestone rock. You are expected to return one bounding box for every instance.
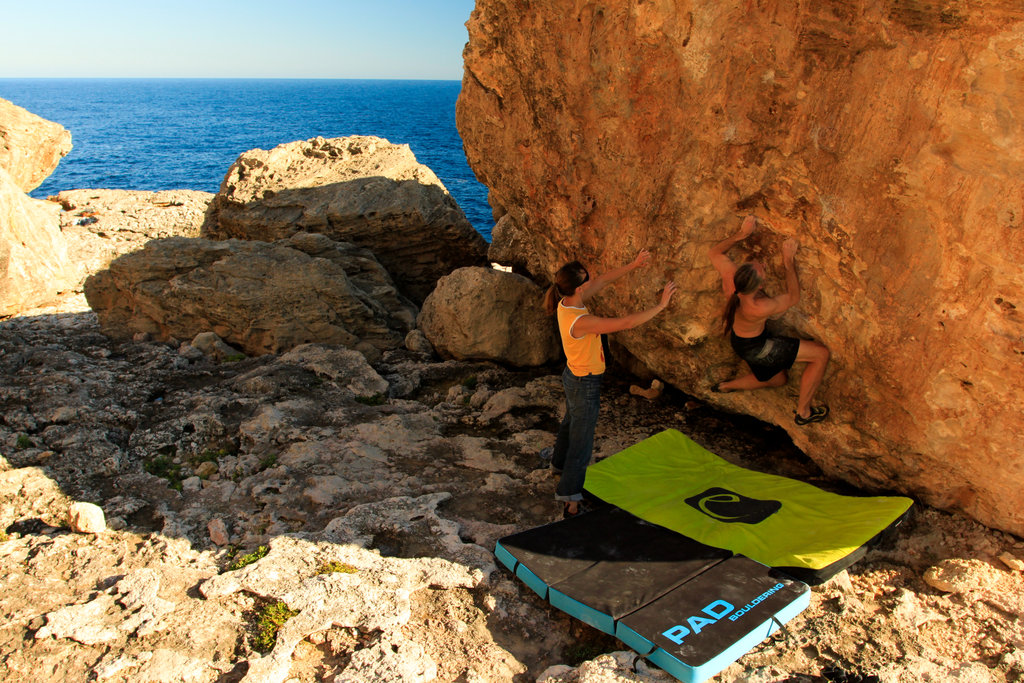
[278,344,389,398]
[207,518,229,546]
[0,168,75,316]
[538,651,673,682]
[36,593,121,644]
[418,266,560,366]
[488,213,544,277]
[457,0,1024,536]
[68,501,106,534]
[190,332,243,362]
[1,297,1021,682]
[922,558,1024,615]
[0,97,72,192]
[83,234,416,355]
[0,466,73,532]
[203,136,489,303]
[998,552,1024,572]
[338,637,437,683]
[54,189,213,287]
[404,328,434,356]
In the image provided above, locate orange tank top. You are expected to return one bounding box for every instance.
[557,300,605,376]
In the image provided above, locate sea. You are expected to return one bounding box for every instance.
[0,78,493,240]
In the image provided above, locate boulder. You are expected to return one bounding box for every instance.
[54,189,213,287]
[418,266,559,366]
[0,97,72,192]
[68,502,106,534]
[202,136,489,303]
[457,0,1024,535]
[84,233,417,356]
[487,213,544,278]
[0,168,76,316]
[189,332,244,362]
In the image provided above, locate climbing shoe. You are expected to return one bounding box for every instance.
[794,405,829,425]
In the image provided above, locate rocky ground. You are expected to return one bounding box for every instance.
[1,295,1022,683]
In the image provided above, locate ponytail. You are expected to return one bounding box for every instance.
[544,285,560,316]
[722,292,740,336]
[544,261,589,316]
[722,263,763,336]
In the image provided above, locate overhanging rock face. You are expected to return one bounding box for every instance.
[456,0,1024,535]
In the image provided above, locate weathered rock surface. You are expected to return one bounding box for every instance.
[1,298,1022,681]
[419,266,560,366]
[202,136,489,303]
[487,213,545,278]
[0,96,72,192]
[67,501,106,534]
[457,0,1024,535]
[0,168,75,316]
[54,189,213,286]
[83,233,417,356]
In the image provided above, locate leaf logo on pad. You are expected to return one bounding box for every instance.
[685,487,782,524]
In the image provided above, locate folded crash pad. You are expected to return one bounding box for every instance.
[584,429,913,583]
[496,506,810,683]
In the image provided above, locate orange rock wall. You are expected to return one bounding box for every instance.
[457,0,1024,534]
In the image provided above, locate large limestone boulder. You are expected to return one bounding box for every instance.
[203,136,489,303]
[0,97,72,192]
[418,266,559,366]
[84,233,417,356]
[457,1,1024,535]
[0,168,75,316]
[486,213,544,278]
[54,189,213,288]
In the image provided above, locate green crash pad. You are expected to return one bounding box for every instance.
[584,429,912,583]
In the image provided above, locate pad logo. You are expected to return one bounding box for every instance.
[685,487,781,524]
[661,600,734,645]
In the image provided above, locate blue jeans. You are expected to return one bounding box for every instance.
[552,366,602,502]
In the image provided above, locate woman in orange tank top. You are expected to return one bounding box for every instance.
[542,250,677,517]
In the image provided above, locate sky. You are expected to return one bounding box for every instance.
[0,0,477,80]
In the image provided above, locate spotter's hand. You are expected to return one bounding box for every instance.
[631,249,652,269]
[660,281,678,307]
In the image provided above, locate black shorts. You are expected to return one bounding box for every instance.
[730,330,800,382]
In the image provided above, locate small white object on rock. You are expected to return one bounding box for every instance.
[629,378,664,400]
[68,502,106,534]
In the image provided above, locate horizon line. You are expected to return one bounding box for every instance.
[0,76,465,82]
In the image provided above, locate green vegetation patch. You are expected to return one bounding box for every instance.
[223,353,247,363]
[191,448,228,466]
[226,544,269,572]
[258,452,278,471]
[354,393,386,406]
[317,561,358,575]
[144,454,183,491]
[461,375,478,390]
[251,600,299,654]
[15,434,33,449]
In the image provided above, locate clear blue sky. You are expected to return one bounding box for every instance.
[1,0,476,79]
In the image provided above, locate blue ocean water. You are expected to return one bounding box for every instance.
[0,79,493,240]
